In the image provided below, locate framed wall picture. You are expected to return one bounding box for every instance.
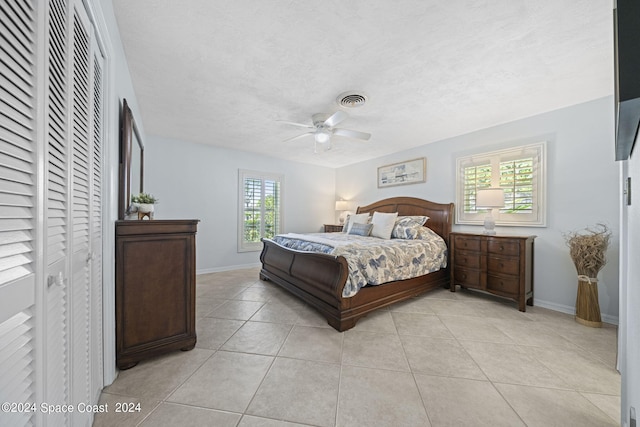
[377,157,426,188]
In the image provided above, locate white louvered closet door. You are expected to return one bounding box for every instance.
[0,1,39,427]
[69,4,94,426]
[90,40,105,404]
[44,0,70,426]
[45,1,104,424]
[1,0,106,424]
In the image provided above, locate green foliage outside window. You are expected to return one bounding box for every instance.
[500,158,533,213]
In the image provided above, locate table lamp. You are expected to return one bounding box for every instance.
[335,200,349,224]
[476,188,504,235]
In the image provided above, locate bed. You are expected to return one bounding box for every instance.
[259,197,454,331]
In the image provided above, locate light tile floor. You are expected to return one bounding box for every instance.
[95,267,620,427]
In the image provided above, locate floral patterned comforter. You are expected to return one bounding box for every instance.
[271,229,447,297]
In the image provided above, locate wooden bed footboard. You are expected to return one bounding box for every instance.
[259,238,350,326]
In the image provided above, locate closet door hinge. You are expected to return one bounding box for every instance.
[624,177,631,206]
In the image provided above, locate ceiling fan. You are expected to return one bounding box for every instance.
[279,111,371,153]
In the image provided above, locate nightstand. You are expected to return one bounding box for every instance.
[324,224,344,232]
[449,232,535,311]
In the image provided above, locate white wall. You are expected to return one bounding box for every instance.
[336,97,620,322]
[95,0,145,133]
[145,135,336,273]
[90,0,148,385]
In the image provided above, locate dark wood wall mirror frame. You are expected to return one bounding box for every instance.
[118,99,144,220]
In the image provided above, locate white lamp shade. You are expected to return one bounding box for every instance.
[335,200,349,211]
[476,188,505,208]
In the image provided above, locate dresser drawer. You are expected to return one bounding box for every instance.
[454,250,482,269]
[487,239,519,256]
[487,256,520,275]
[453,235,481,251]
[453,267,481,288]
[486,274,519,295]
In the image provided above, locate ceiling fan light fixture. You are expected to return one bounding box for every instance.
[280,110,369,153]
[314,129,331,144]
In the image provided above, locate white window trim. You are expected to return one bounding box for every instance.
[238,169,284,252]
[455,142,547,227]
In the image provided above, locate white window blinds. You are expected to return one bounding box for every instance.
[456,142,546,227]
[500,157,534,214]
[238,170,283,252]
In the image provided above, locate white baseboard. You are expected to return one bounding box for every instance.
[535,299,619,326]
[196,263,261,275]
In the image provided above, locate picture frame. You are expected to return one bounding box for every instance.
[377,157,426,188]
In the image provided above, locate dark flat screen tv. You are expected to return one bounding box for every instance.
[615,0,640,160]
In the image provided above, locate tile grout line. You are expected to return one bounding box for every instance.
[394,310,434,426]
[237,321,296,422]
[334,331,346,427]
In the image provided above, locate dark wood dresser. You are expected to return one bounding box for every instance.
[115,219,199,369]
[449,232,535,311]
[323,224,344,232]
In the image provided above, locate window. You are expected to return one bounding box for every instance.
[238,170,284,252]
[456,142,546,226]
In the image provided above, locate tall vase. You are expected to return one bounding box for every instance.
[575,277,602,327]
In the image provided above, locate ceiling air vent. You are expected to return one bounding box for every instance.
[336,91,368,108]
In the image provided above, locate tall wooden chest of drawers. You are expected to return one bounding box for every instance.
[449,232,536,311]
[115,219,199,369]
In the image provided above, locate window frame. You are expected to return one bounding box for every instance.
[237,169,284,252]
[455,142,547,227]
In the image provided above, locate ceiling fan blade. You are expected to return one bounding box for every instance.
[332,128,371,141]
[323,110,348,127]
[277,120,315,129]
[283,132,314,142]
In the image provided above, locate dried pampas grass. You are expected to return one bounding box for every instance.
[565,224,611,327]
[564,224,611,278]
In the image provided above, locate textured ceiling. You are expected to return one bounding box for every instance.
[112,0,614,168]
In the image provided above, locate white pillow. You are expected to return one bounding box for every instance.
[343,213,370,233]
[370,211,398,239]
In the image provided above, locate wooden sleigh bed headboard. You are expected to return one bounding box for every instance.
[356,196,454,243]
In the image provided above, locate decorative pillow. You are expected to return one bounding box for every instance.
[343,213,370,233]
[370,211,398,239]
[392,223,423,239]
[391,215,430,239]
[396,215,429,226]
[348,222,373,236]
[415,226,442,241]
